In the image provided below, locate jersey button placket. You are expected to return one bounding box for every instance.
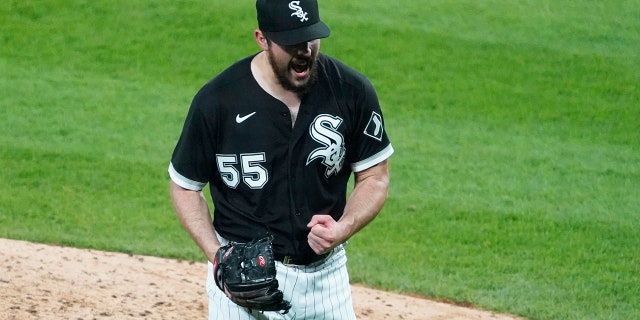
[290,174,300,215]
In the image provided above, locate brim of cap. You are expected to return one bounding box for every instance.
[263,21,331,46]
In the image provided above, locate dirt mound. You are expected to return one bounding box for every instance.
[0,238,524,319]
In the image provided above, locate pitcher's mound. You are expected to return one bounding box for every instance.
[0,239,524,320]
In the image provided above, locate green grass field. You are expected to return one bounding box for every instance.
[1,1,638,319]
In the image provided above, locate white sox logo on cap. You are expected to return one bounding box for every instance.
[289,1,309,22]
[256,0,330,46]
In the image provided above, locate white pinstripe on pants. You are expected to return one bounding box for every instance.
[205,244,357,320]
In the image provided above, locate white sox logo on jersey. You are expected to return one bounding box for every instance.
[289,1,309,22]
[306,114,345,178]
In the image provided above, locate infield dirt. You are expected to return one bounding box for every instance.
[0,238,524,320]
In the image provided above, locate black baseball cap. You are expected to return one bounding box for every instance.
[257,0,331,46]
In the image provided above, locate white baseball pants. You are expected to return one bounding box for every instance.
[205,244,357,320]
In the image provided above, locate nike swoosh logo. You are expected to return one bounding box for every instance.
[235,112,256,124]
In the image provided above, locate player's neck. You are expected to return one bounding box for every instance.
[251,52,302,110]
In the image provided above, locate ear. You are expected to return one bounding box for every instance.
[254,29,270,51]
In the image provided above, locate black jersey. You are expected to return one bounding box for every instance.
[169,53,393,262]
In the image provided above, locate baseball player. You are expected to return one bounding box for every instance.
[168,0,393,319]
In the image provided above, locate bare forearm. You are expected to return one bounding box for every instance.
[306,160,390,254]
[169,181,220,262]
[338,160,390,240]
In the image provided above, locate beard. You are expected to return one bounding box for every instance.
[267,50,319,96]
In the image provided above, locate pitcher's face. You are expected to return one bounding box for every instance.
[266,39,321,95]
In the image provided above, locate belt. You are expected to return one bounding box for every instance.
[275,250,332,266]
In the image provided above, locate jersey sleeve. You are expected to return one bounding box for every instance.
[168,90,218,191]
[348,77,394,172]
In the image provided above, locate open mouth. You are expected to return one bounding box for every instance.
[291,59,310,75]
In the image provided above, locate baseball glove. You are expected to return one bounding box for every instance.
[213,235,291,314]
